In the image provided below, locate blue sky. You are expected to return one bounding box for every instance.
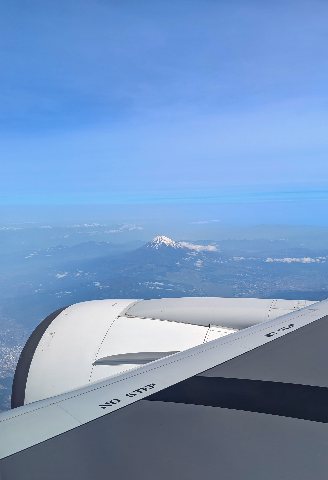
[1,0,328,222]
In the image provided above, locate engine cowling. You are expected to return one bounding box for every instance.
[11,297,315,407]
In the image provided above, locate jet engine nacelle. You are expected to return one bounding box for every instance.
[12,297,315,407]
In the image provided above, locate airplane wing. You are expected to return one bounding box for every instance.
[1,299,328,479]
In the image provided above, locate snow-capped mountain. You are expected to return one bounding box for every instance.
[145,235,218,252]
[145,235,183,250]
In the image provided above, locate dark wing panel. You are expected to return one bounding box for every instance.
[2,397,328,480]
[148,313,328,422]
[148,376,328,423]
[2,307,328,479]
[201,313,328,387]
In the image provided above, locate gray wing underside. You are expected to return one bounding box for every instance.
[2,305,328,479]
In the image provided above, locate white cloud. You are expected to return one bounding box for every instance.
[72,223,105,228]
[25,252,38,259]
[265,257,327,264]
[180,241,218,252]
[0,226,23,231]
[55,272,69,279]
[191,219,221,225]
[106,224,143,234]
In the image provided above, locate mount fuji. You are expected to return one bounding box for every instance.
[145,235,183,250]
